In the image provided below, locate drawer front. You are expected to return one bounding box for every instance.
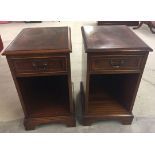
[12,56,67,75]
[90,55,143,72]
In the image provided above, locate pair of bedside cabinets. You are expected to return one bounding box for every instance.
[2,26,152,130]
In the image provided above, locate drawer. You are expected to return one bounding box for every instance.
[90,55,143,72]
[11,56,67,76]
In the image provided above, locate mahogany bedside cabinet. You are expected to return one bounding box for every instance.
[81,25,153,126]
[2,27,76,130]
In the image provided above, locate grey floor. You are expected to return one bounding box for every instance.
[0,21,155,132]
[1,117,155,133]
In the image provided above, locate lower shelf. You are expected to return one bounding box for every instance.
[17,75,71,118]
[87,74,139,116]
[88,76,130,116]
[27,96,70,118]
[80,78,134,125]
[88,100,130,116]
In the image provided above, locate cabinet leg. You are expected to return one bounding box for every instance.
[24,124,35,130]
[24,119,35,130]
[121,117,134,125]
[82,118,92,126]
[66,119,76,127]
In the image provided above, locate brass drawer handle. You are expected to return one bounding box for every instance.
[42,63,48,71]
[110,59,124,68]
[32,62,48,71]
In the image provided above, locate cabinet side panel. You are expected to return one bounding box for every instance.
[82,43,89,113]
[67,53,74,114]
[6,56,28,117]
[129,53,149,112]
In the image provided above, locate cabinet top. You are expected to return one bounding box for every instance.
[81,26,153,52]
[2,27,72,55]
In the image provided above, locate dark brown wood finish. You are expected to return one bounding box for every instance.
[4,27,72,55]
[2,27,75,130]
[97,21,139,26]
[81,25,152,126]
[82,26,152,52]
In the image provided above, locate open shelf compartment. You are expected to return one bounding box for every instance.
[88,74,139,116]
[17,75,70,117]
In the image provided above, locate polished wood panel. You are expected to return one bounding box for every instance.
[90,54,143,72]
[3,27,75,130]
[11,56,67,76]
[81,25,152,126]
[3,27,72,55]
[81,26,152,52]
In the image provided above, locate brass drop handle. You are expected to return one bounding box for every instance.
[32,62,48,71]
[110,59,124,68]
[32,62,37,69]
[42,63,48,70]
